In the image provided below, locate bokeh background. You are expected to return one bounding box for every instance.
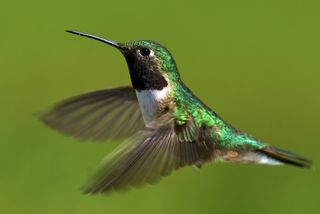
[1,0,319,213]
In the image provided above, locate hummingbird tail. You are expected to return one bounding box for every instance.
[256,146,312,168]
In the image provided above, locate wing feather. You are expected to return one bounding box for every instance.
[40,86,144,141]
[83,112,214,193]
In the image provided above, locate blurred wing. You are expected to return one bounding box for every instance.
[83,112,214,194]
[40,86,144,141]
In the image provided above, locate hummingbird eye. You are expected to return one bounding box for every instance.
[139,48,153,57]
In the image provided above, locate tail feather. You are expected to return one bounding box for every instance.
[257,146,312,168]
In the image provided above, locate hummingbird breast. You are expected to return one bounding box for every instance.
[135,87,170,123]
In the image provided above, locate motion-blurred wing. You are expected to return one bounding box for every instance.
[83,112,214,193]
[41,86,144,141]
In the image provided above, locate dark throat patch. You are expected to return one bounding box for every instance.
[124,54,168,91]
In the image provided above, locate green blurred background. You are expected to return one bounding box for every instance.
[1,0,319,213]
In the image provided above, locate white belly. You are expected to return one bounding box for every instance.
[136,87,169,123]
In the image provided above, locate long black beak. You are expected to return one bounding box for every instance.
[66,30,126,50]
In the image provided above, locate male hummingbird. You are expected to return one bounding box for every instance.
[41,30,312,194]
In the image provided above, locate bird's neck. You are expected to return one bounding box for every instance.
[135,87,171,124]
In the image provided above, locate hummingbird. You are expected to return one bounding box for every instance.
[41,30,312,194]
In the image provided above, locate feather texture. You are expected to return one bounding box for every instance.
[40,86,144,141]
[83,112,214,193]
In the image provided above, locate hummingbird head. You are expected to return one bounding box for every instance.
[66,30,180,91]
